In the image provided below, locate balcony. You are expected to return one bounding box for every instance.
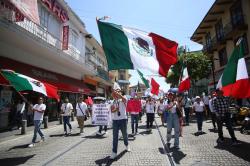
[203,36,217,54]
[223,15,248,40]
[97,66,109,81]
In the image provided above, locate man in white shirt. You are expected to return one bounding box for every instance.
[76,97,88,134]
[110,88,130,159]
[209,92,217,130]
[203,93,210,120]
[61,98,73,135]
[28,97,46,148]
[145,97,155,132]
[193,96,206,133]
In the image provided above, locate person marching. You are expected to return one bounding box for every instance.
[61,98,73,135]
[76,97,88,135]
[213,89,240,145]
[145,97,155,132]
[157,99,166,126]
[110,85,130,160]
[193,96,206,134]
[28,97,46,148]
[127,95,141,136]
[209,92,217,130]
[166,93,181,149]
[182,92,192,126]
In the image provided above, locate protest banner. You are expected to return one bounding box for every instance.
[92,104,111,125]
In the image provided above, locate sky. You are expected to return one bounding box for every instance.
[65,0,215,92]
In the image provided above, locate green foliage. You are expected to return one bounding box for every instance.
[166,50,212,87]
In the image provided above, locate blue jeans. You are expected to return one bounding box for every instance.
[131,114,139,134]
[167,113,180,146]
[112,119,128,153]
[196,112,203,131]
[63,116,72,133]
[32,120,44,143]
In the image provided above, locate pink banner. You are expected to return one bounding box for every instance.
[62,25,69,50]
[9,0,40,24]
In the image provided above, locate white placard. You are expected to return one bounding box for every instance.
[92,104,111,126]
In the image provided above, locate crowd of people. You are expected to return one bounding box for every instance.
[15,86,247,159]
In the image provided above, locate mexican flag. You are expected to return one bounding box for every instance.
[137,70,149,88]
[178,65,191,93]
[1,70,59,100]
[151,78,160,95]
[97,21,178,77]
[216,42,250,98]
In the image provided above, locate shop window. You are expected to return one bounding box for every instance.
[234,34,249,55]
[230,0,244,27]
[215,20,224,41]
[218,47,228,67]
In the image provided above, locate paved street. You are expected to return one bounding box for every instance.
[0,115,249,166]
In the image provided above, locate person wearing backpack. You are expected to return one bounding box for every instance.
[76,97,88,135]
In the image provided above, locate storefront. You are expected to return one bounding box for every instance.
[0,56,94,129]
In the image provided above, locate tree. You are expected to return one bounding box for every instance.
[166,50,212,87]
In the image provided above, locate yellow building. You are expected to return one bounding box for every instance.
[191,0,250,92]
[110,70,131,94]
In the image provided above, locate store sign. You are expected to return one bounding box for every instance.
[31,69,58,81]
[41,0,69,23]
[92,104,111,126]
[62,25,69,50]
[0,1,24,22]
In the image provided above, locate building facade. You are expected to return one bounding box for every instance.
[110,70,130,95]
[0,0,111,129]
[191,0,250,92]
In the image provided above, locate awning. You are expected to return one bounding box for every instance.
[0,74,10,85]
[48,82,92,94]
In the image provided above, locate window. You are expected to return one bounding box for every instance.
[230,1,244,27]
[39,5,49,29]
[215,20,224,41]
[218,48,228,66]
[70,29,78,47]
[234,34,249,55]
[119,74,125,80]
[205,32,211,47]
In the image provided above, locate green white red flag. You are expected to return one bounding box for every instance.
[151,78,160,95]
[97,20,178,77]
[216,42,250,98]
[1,70,59,100]
[178,65,190,93]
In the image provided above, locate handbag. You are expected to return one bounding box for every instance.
[78,103,87,121]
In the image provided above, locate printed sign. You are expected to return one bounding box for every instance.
[62,25,69,50]
[92,104,111,126]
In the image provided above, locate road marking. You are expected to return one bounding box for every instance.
[154,119,176,166]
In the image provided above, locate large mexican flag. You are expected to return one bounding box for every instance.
[1,70,59,100]
[216,42,250,98]
[97,21,178,77]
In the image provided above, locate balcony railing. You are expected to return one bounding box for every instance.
[0,8,88,67]
[97,67,109,81]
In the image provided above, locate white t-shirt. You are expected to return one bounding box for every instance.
[203,96,209,105]
[158,104,165,113]
[193,101,205,112]
[166,101,177,113]
[76,102,87,116]
[209,97,216,113]
[112,99,127,120]
[33,104,46,120]
[61,103,73,116]
[146,102,155,113]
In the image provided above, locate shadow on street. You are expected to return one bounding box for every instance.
[214,138,250,162]
[95,150,127,166]
[0,154,35,166]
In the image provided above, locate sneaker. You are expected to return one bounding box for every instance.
[232,141,241,146]
[28,143,35,148]
[40,137,45,142]
[174,145,180,150]
[64,131,67,135]
[18,127,22,130]
[96,131,102,135]
[126,145,131,152]
[110,152,117,159]
[104,131,108,135]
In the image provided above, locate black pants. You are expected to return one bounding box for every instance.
[211,113,217,129]
[217,114,237,142]
[205,105,210,119]
[184,107,190,125]
[99,125,107,133]
[146,113,154,129]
